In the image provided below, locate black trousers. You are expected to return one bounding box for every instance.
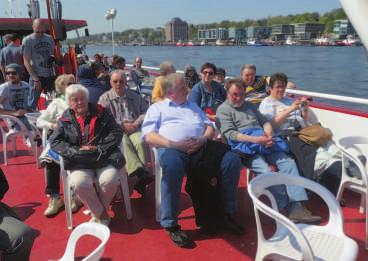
[45,162,60,195]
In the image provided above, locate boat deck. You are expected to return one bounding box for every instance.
[1,138,368,260]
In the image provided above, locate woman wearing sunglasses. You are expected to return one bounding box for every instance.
[188,62,226,121]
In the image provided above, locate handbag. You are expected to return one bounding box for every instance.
[297,123,332,146]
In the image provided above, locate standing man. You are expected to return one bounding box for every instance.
[0,34,23,81]
[22,19,55,109]
[98,70,153,195]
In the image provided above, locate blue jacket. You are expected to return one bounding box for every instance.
[77,65,109,104]
[188,81,226,112]
[228,128,289,155]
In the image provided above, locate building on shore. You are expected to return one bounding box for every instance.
[198,28,229,41]
[271,24,295,41]
[228,27,246,41]
[165,17,189,42]
[246,26,271,40]
[293,23,325,40]
[333,19,356,37]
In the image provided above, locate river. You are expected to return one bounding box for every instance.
[86,45,368,111]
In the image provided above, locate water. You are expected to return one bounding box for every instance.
[86,45,368,111]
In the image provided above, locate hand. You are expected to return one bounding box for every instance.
[123,122,137,135]
[253,135,274,148]
[51,123,58,129]
[33,79,42,92]
[12,109,26,117]
[207,114,216,122]
[186,137,206,154]
[80,145,97,151]
[290,100,302,111]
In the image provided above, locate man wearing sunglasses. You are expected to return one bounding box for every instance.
[98,70,153,195]
[0,64,33,137]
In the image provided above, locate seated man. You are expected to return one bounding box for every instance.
[241,64,296,104]
[142,73,243,248]
[0,64,34,138]
[216,78,320,223]
[130,56,149,88]
[99,70,153,194]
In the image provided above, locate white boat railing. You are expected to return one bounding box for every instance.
[285,89,368,106]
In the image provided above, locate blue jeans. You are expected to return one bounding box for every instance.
[157,148,241,228]
[248,151,308,209]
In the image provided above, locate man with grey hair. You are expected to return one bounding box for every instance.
[98,70,152,195]
[22,18,55,109]
[142,73,243,248]
[241,64,296,104]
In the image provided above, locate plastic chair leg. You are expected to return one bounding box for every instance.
[62,172,73,230]
[120,168,132,220]
[155,168,161,223]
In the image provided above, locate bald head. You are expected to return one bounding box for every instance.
[32,19,46,35]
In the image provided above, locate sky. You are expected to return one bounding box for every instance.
[1,0,342,35]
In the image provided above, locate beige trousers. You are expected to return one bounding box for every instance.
[69,165,120,218]
[122,131,147,175]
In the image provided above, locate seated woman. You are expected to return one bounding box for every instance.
[50,84,124,225]
[151,61,176,103]
[184,64,200,89]
[188,62,226,121]
[259,73,342,195]
[37,74,77,217]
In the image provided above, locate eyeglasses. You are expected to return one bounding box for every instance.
[202,71,214,76]
[112,80,125,84]
[5,71,17,76]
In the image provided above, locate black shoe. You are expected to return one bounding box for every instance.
[165,226,194,248]
[134,170,154,195]
[222,214,245,235]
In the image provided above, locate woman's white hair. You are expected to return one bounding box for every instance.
[65,84,89,106]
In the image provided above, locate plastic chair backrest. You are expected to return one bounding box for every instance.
[58,222,110,261]
[248,173,344,260]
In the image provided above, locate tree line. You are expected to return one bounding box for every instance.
[69,8,347,44]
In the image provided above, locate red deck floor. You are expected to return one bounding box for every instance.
[1,138,368,260]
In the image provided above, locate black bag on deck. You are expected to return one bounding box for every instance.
[185,140,230,235]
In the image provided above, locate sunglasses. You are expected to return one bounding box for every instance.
[202,71,214,76]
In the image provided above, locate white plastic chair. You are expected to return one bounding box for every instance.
[150,147,162,222]
[336,135,368,249]
[59,148,133,230]
[57,222,110,261]
[0,114,41,167]
[248,173,358,261]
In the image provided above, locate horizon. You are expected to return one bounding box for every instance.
[1,0,341,36]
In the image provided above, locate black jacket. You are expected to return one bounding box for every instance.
[50,103,125,170]
[185,140,230,234]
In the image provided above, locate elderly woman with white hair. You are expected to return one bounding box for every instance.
[50,84,124,225]
[37,74,75,217]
